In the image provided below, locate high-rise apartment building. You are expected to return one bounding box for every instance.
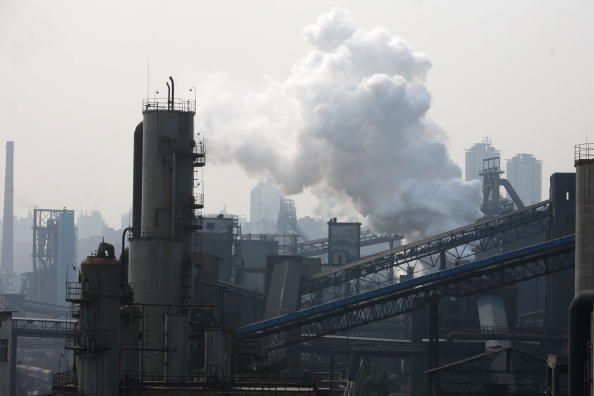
[249,182,282,233]
[506,153,542,205]
[465,138,500,182]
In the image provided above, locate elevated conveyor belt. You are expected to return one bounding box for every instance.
[238,235,574,348]
[301,200,551,302]
[296,230,403,257]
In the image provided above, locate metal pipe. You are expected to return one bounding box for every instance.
[169,76,174,109]
[132,123,143,237]
[121,227,132,259]
[446,331,564,342]
[9,332,17,396]
[171,151,176,238]
[500,178,525,209]
[166,82,171,110]
[569,291,594,396]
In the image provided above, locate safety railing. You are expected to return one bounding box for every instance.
[142,98,196,113]
[119,374,316,390]
[66,281,94,302]
[192,193,204,210]
[65,331,112,351]
[52,370,77,387]
[13,317,77,333]
[575,143,594,162]
[193,142,206,167]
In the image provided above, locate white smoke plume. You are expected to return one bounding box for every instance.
[199,8,481,238]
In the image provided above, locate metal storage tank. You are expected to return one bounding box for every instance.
[128,82,197,378]
[74,242,122,396]
[120,305,141,380]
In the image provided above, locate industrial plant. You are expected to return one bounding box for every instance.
[0,73,590,396]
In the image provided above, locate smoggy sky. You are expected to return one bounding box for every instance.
[1,0,593,227]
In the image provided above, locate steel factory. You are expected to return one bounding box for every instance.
[0,75,592,396]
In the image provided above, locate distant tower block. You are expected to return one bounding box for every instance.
[1,141,14,273]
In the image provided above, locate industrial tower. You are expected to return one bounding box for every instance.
[1,141,14,274]
[128,77,203,378]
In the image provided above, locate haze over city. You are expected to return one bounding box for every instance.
[2,0,593,227]
[4,2,594,395]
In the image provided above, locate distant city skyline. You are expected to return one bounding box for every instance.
[465,137,500,182]
[1,1,592,226]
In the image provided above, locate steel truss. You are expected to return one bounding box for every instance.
[10,317,76,396]
[239,235,574,349]
[296,230,403,257]
[12,317,76,338]
[301,200,551,304]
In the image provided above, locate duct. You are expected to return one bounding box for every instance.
[446,331,564,342]
[169,76,174,106]
[166,82,171,110]
[132,122,143,237]
[500,178,525,209]
[568,291,594,396]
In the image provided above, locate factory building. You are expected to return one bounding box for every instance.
[465,137,500,181]
[36,83,590,396]
[506,153,543,205]
[200,214,240,283]
[327,218,360,267]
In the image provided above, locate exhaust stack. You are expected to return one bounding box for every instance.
[1,141,14,273]
[569,143,594,396]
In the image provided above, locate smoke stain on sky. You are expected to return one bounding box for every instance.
[199,8,481,238]
[1,1,594,226]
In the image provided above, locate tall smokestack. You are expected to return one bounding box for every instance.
[569,143,594,396]
[1,141,13,273]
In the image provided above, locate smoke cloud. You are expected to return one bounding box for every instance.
[199,8,481,238]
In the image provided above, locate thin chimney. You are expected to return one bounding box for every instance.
[1,141,14,273]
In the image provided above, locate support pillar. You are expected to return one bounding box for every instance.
[9,333,16,396]
[427,299,439,396]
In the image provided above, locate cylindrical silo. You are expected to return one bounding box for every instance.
[575,144,594,293]
[75,242,122,396]
[129,90,196,378]
[140,109,194,240]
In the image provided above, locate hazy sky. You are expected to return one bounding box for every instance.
[1,0,593,227]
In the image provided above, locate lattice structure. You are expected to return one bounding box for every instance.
[277,198,310,242]
[301,200,551,305]
[29,209,76,304]
[296,229,403,257]
[238,235,574,349]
